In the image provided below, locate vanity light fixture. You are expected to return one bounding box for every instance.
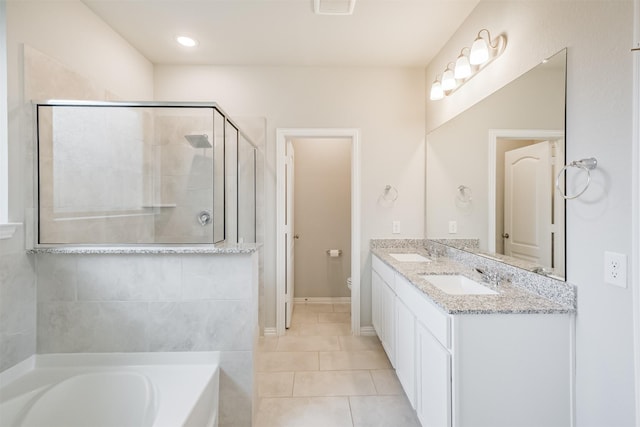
[454,48,472,79]
[429,28,506,101]
[430,76,444,101]
[176,35,199,47]
[441,63,456,91]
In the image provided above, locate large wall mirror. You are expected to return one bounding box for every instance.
[426,49,566,280]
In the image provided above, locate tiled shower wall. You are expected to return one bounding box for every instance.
[36,251,259,427]
[0,227,36,372]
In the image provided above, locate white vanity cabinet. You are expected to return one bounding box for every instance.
[371,256,396,366]
[371,255,573,427]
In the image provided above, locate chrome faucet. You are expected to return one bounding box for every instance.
[475,267,500,286]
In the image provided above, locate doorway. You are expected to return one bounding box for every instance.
[276,128,361,336]
[488,129,565,276]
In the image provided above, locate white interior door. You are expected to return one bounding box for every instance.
[285,141,295,328]
[504,141,552,267]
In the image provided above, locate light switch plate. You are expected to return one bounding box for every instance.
[392,221,400,234]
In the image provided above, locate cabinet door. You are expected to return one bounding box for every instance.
[372,270,383,338]
[395,298,416,408]
[416,321,451,427]
[381,281,396,366]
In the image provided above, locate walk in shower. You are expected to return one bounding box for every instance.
[34,101,257,245]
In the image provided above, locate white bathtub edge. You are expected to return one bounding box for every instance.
[33,351,221,369]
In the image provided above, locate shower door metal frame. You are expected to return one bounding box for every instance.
[30,100,257,248]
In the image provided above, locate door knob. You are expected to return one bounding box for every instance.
[502,233,510,239]
[294,234,300,239]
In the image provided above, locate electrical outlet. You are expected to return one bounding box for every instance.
[448,221,457,234]
[604,251,627,288]
[392,221,401,234]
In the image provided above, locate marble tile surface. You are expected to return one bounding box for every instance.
[258,372,295,397]
[276,336,340,352]
[148,299,253,351]
[370,370,404,395]
[37,301,150,353]
[349,396,421,427]
[319,350,391,371]
[0,231,37,372]
[292,371,377,397]
[76,255,181,301]
[372,242,576,314]
[257,351,320,372]
[256,397,353,427]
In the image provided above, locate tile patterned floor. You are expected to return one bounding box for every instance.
[256,303,421,427]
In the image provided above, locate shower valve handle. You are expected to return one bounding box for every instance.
[198,210,212,226]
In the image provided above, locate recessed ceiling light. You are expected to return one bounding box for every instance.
[176,36,198,47]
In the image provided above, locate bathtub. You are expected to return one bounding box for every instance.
[0,351,220,427]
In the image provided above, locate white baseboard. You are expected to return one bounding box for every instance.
[360,326,377,336]
[263,327,277,337]
[293,297,351,304]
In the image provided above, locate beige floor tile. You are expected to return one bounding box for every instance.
[293,370,377,397]
[277,336,340,352]
[295,303,335,313]
[370,370,404,395]
[286,322,352,337]
[319,350,392,370]
[258,351,319,372]
[291,310,318,324]
[318,312,351,323]
[255,397,353,427]
[258,336,279,352]
[333,303,351,312]
[338,335,383,351]
[258,372,295,397]
[349,395,421,427]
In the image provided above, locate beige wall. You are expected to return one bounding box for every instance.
[426,1,636,425]
[154,65,426,329]
[293,138,351,298]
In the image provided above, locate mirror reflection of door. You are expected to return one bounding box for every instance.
[500,139,564,275]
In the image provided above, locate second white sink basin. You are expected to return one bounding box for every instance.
[420,274,498,295]
[389,253,431,263]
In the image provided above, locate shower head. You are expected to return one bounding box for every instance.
[184,134,212,149]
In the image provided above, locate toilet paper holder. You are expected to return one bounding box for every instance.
[326,249,342,257]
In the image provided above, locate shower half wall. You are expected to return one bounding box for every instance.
[34,101,257,246]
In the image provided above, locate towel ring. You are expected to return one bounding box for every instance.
[457,185,472,203]
[383,185,398,202]
[555,157,598,200]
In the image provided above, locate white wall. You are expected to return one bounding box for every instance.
[426,1,636,425]
[155,65,426,328]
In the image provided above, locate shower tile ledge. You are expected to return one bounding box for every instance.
[27,244,260,255]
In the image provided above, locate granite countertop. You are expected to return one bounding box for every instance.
[28,243,260,255]
[371,246,575,315]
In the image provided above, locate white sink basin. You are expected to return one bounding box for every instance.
[389,253,431,263]
[420,274,498,295]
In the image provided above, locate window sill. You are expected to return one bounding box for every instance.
[0,223,21,240]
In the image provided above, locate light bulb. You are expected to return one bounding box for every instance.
[470,37,489,65]
[454,54,471,79]
[442,69,456,91]
[430,81,444,100]
[176,36,198,47]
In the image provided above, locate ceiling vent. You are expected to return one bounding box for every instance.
[313,0,356,15]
